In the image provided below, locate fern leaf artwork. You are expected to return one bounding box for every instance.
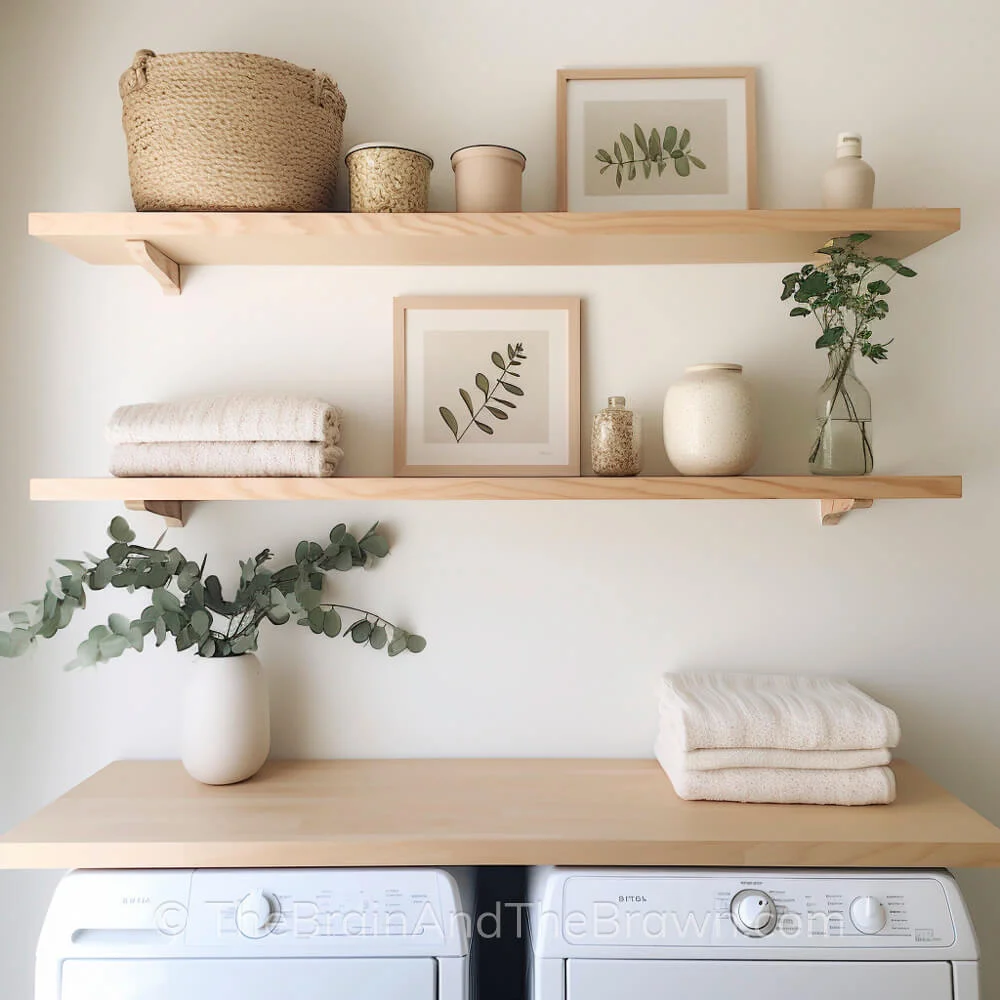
[595,122,706,188]
[439,342,527,442]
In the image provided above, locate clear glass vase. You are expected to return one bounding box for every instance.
[809,349,873,475]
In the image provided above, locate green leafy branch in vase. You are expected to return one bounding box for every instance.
[440,342,527,441]
[780,232,917,467]
[595,123,706,188]
[0,518,426,666]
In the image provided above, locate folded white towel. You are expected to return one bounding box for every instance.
[655,736,896,805]
[658,725,891,771]
[110,441,344,478]
[107,395,342,445]
[660,671,900,752]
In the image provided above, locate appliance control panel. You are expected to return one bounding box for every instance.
[184,869,455,947]
[559,873,957,949]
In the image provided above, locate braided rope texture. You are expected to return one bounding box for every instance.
[119,50,347,212]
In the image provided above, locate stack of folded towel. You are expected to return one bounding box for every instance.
[655,672,900,805]
[107,395,344,477]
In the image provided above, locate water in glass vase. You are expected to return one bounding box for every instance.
[809,350,873,475]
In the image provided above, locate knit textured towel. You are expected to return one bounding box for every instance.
[660,671,900,752]
[110,441,344,478]
[107,395,342,444]
[655,736,896,804]
[658,727,892,772]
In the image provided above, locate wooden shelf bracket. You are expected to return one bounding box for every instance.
[124,499,186,528]
[124,239,181,296]
[820,497,874,525]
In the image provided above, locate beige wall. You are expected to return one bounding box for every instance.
[1,0,997,995]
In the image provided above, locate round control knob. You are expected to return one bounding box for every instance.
[731,889,778,937]
[236,889,279,938]
[850,895,887,935]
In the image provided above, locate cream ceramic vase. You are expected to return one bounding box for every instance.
[181,653,270,785]
[663,364,759,475]
[821,133,875,209]
[451,145,526,211]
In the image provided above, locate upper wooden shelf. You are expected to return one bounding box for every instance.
[29,210,960,292]
[30,475,962,527]
[1,758,998,870]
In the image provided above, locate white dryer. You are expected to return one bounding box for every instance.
[529,867,979,1000]
[37,868,471,1000]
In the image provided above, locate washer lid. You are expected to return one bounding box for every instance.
[61,958,437,1000]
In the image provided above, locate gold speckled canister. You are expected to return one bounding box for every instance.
[345,143,433,212]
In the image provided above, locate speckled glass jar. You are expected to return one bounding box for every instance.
[345,143,433,212]
[592,396,642,476]
[663,364,759,476]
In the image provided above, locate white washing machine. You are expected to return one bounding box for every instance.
[529,867,979,1000]
[37,868,472,1000]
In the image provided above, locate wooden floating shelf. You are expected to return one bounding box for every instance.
[30,475,962,527]
[2,758,999,870]
[29,209,960,294]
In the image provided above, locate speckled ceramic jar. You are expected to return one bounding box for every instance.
[345,143,433,212]
[663,363,759,476]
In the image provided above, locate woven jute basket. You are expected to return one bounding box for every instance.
[119,50,347,212]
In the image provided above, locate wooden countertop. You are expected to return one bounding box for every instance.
[2,758,998,869]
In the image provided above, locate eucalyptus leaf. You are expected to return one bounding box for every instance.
[360,535,389,558]
[108,613,131,637]
[323,608,342,637]
[491,351,506,369]
[439,406,459,440]
[474,420,494,435]
[351,620,373,643]
[108,516,136,544]
[501,382,524,396]
[485,406,509,420]
[370,625,387,649]
[475,372,490,397]
[308,607,326,634]
[663,125,677,152]
[459,388,475,417]
[633,123,648,155]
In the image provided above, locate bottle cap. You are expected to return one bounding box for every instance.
[836,133,862,157]
[608,396,626,407]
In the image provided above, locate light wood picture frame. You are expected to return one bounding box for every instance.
[557,67,758,212]
[394,296,581,477]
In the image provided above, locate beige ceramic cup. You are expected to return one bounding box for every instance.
[451,145,526,212]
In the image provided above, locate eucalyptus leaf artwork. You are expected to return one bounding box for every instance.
[0,518,426,668]
[780,233,917,470]
[439,341,527,441]
[595,123,706,188]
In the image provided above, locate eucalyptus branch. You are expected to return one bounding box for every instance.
[0,518,426,667]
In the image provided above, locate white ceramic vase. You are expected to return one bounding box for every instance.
[181,653,270,785]
[821,133,875,210]
[663,363,759,476]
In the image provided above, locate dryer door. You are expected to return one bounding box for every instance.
[61,957,438,999]
[567,959,953,1000]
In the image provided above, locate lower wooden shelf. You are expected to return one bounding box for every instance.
[30,475,962,527]
[1,758,998,869]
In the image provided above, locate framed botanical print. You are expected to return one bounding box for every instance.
[557,67,757,211]
[393,296,581,476]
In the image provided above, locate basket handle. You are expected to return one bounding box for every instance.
[119,49,155,99]
[313,71,346,116]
